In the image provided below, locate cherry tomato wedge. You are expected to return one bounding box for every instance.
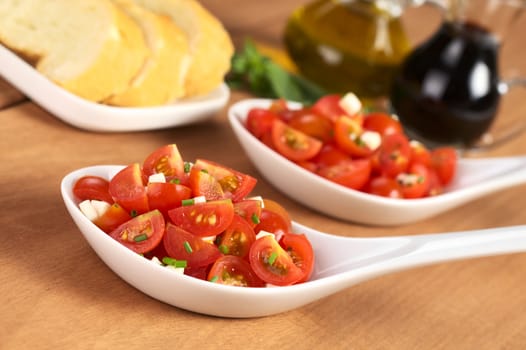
[93,203,132,233]
[365,176,403,198]
[73,175,113,204]
[191,159,257,202]
[249,235,304,286]
[188,166,224,201]
[288,108,333,143]
[215,214,256,258]
[279,233,315,283]
[334,116,376,157]
[168,199,235,237]
[253,199,292,236]
[431,147,457,185]
[109,163,149,215]
[311,94,347,122]
[109,210,165,254]
[163,223,221,269]
[143,144,185,181]
[363,112,403,135]
[246,108,278,139]
[233,199,263,228]
[147,182,192,218]
[271,119,323,162]
[409,140,432,167]
[397,163,430,199]
[377,133,411,177]
[208,255,265,287]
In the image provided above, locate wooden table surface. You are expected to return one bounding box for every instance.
[2,1,526,349]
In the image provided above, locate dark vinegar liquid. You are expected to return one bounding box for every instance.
[390,21,501,146]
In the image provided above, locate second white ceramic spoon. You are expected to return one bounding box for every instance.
[61,166,526,318]
[228,98,526,225]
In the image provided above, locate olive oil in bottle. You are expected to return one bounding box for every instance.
[283,0,412,99]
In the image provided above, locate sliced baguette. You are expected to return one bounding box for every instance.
[0,0,148,102]
[133,0,234,97]
[106,0,190,106]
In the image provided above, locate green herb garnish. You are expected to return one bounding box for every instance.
[226,39,327,105]
[133,234,148,242]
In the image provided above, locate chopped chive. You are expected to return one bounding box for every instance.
[183,241,193,253]
[162,257,187,268]
[184,162,191,173]
[209,275,219,283]
[182,198,195,206]
[134,234,148,242]
[355,137,367,147]
[417,176,424,184]
[170,178,181,184]
[200,168,209,174]
[130,209,138,217]
[251,213,260,224]
[268,251,278,265]
[219,244,229,254]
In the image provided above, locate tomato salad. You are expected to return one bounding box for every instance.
[245,93,458,199]
[73,144,314,287]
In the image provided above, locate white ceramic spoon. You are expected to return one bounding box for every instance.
[228,98,526,226]
[0,44,229,132]
[62,165,526,318]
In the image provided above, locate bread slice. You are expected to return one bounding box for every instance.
[106,0,190,106]
[133,0,234,97]
[0,0,148,102]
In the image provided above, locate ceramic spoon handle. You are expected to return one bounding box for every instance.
[388,225,526,271]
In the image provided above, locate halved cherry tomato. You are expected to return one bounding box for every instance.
[246,108,279,139]
[191,159,257,202]
[73,175,113,204]
[249,235,304,286]
[398,163,430,199]
[317,159,371,190]
[271,119,323,162]
[109,163,149,215]
[288,108,333,143]
[377,133,411,177]
[311,144,350,167]
[168,199,235,237]
[147,182,192,217]
[297,160,319,173]
[311,94,346,122]
[163,223,221,269]
[215,215,256,258]
[334,116,376,157]
[143,144,186,182]
[93,203,132,233]
[431,147,457,185]
[234,199,262,228]
[109,210,165,254]
[363,112,403,135]
[208,255,265,287]
[365,176,403,198]
[279,233,314,283]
